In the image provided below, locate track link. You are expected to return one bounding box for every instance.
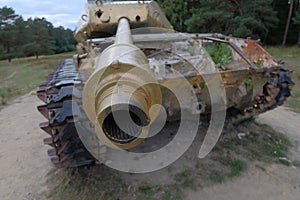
[229,67,294,123]
[37,59,96,168]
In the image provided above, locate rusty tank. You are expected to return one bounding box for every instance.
[37,0,294,168]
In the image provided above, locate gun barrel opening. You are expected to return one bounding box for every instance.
[102,110,143,144]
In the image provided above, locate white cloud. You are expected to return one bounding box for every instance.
[0,0,86,29]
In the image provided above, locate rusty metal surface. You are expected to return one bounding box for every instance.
[75,29,293,162]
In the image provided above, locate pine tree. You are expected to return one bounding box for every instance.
[157,0,195,31]
[185,0,234,34]
[51,26,76,54]
[12,17,29,57]
[293,10,300,47]
[185,0,278,41]
[25,18,55,59]
[282,0,295,46]
[0,6,76,60]
[0,7,20,62]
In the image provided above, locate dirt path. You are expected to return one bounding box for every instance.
[258,106,300,160]
[0,94,300,200]
[187,106,300,200]
[0,94,52,200]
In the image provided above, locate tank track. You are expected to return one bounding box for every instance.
[229,67,294,123]
[37,59,96,168]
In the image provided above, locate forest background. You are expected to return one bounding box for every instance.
[0,0,300,61]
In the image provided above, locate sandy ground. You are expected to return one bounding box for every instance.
[187,106,300,200]
[0,94,52,200]
[0,94,299,200]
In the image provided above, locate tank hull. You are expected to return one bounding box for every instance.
[36,1,294,168]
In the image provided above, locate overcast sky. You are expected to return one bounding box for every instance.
[0,0,86,30]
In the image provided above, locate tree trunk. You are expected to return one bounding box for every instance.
[6,41,11,62]
[282,0,294,46]
[298,31,300,48]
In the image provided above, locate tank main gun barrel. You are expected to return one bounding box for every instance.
[115,18,133,44]
[83,18,161,148]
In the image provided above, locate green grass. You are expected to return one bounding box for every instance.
[219,123,292,164]
[174,170,196,190]
[161,191,183,200]
[259,124,292,158]
[204,42,232,69]
[138,183,161,197]
[209,171,225,183]
[266,46,300,75]
[286,91,300,113]
[0,52,75,107]
[217,156,247,177]
[137,183,184,200]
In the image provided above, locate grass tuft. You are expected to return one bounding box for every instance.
[174,170,196,190]
[217,156,247,177]
[209,171,225,183]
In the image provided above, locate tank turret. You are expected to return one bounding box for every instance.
[75,1,174,41]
